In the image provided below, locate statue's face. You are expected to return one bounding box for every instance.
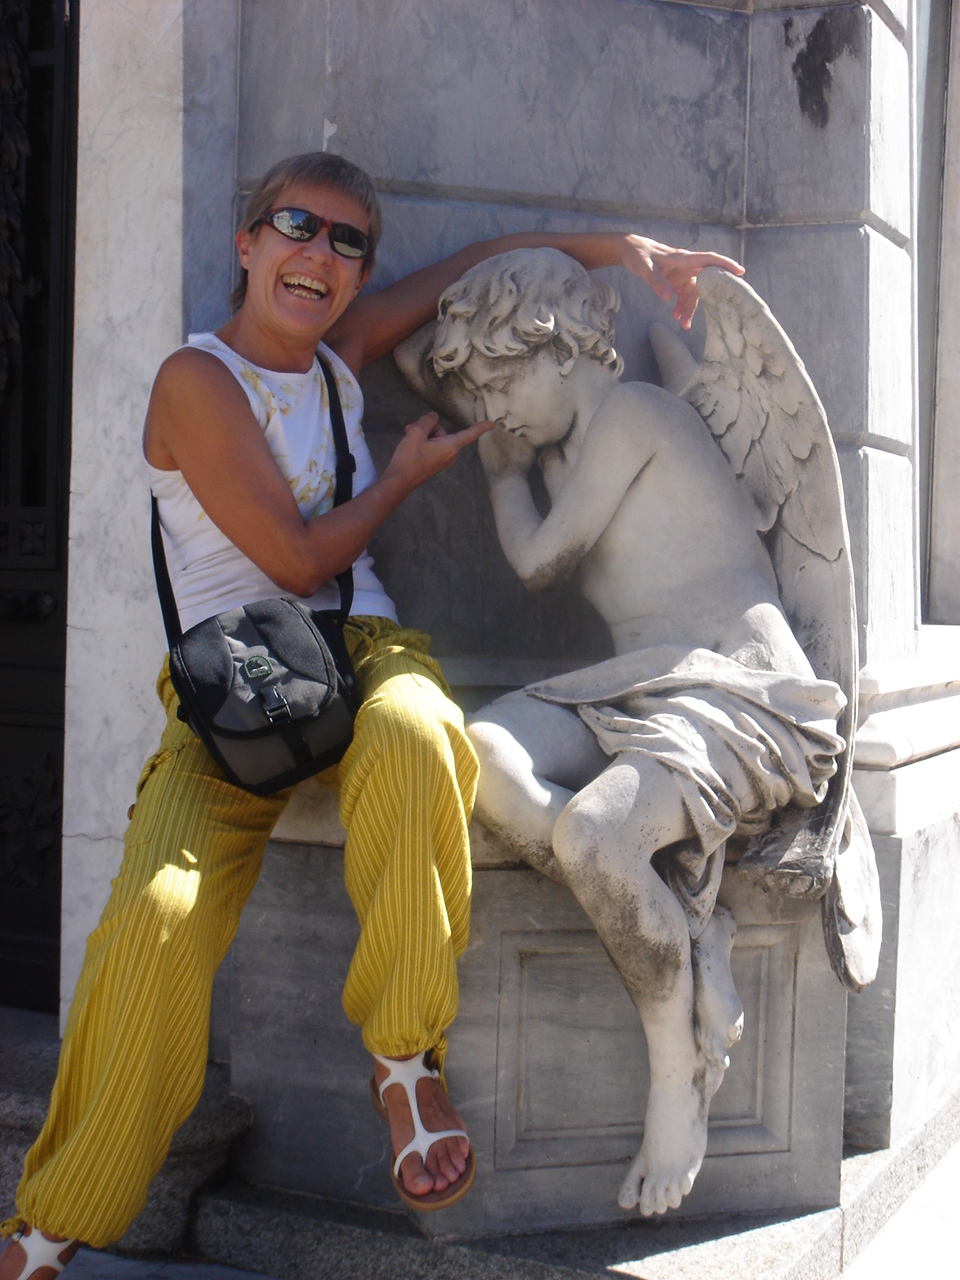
[459,346,573,447]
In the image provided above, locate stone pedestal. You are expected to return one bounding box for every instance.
[227,827,846,1237]
[845,632,960,1149]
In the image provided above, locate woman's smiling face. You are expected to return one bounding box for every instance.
[235,180,371,342]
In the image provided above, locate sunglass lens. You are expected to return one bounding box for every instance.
[271,209,320,240]
[329,223,369,259]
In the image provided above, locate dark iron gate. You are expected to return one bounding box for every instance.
[0,0,78,1012]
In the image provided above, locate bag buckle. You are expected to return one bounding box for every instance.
[260,685,292,724]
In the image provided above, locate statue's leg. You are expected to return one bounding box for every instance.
[467,693,607,880]
[551,755,725,1217]
[691,905,743,1070]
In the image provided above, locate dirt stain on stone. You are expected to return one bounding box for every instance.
[786,10,864,129]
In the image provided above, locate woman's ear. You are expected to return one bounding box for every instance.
[235,227,255,270]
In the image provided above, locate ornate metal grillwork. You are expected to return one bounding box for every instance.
[0,0,73,574]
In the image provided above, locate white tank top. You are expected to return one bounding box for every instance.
[145,333,397,632]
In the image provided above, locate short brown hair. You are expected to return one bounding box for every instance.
[230,152,382,313]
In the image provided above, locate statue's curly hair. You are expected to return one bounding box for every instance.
[431,248,623,380]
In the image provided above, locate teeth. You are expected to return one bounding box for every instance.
[282,274,329,297]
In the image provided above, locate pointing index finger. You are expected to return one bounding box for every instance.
[687,252,745,276]
[450,419,496,453]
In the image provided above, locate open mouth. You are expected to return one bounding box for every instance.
[282,273,329,301]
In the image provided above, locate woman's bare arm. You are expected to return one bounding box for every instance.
[325,234,744,376]
[145,348,491,598]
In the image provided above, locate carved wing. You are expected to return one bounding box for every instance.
[666,267,879,990]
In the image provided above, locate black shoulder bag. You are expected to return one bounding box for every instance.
[151,357,362,796]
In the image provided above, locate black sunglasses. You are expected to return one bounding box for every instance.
[255,207,371,261]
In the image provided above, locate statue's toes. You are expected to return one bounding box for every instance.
[617,1152,644,1210]
[698,1027,731,1069]
[640,1177,669,1217]
[665,1179,685,1211]
[617,1178,640,1211]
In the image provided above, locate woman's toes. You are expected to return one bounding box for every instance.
[401,1153,437,1195]
[435,1147,458,1184]
[446,1136,467,1175]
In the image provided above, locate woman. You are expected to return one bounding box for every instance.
[0,151,742,1277]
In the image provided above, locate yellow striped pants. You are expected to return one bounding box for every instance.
[7,618,477,1248]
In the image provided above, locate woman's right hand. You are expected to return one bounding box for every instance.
[384,412,494,493]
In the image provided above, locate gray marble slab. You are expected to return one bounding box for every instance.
[835,446,916,667]
[755,0,907,40]
[228,845,846,1237]
[237,1,329,180]
[744,224,912,452]
[747,7,909,238]
[183,0,239,336]
[238,0,748,222]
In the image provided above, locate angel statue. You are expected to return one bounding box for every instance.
[394,249,881,1218]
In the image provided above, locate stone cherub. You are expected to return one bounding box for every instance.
[395,249,880,1217]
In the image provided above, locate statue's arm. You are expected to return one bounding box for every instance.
[482,393,652,589]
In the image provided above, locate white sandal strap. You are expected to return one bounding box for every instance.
[372,1053,469,1178]
[12,1226,75,1277]
[373,1051,438,1106]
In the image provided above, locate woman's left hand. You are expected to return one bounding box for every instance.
[620,236,745,330]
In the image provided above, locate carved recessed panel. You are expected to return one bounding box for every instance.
[495,924,797,1170]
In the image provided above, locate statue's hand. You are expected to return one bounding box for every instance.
[478,426,537,481]
[621,235,744,331]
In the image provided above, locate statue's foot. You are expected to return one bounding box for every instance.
[740,817,835,900]
[692,905,743,1070]
[617,1061,723,1216]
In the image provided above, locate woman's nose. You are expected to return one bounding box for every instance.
[301,229,336,264]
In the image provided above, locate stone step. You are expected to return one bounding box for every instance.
[0,1007,252,1256]
[190,1077,960,1280]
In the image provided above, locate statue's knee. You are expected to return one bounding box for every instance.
[552,797,604,871]
[465,719,509,780]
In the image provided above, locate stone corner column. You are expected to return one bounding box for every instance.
[62,1,187,1031]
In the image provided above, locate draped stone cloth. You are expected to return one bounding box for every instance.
[528,646,847,937]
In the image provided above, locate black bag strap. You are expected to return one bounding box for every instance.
[318,355,356,626]
[150,352,358,645]
[152,491,183,650]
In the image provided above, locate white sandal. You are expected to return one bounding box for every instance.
[7,1225,77,1278]
[372,1052,476,1211]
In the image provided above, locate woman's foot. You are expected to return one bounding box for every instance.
[373,1054,470,1197]
[0,1226,80,1280]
